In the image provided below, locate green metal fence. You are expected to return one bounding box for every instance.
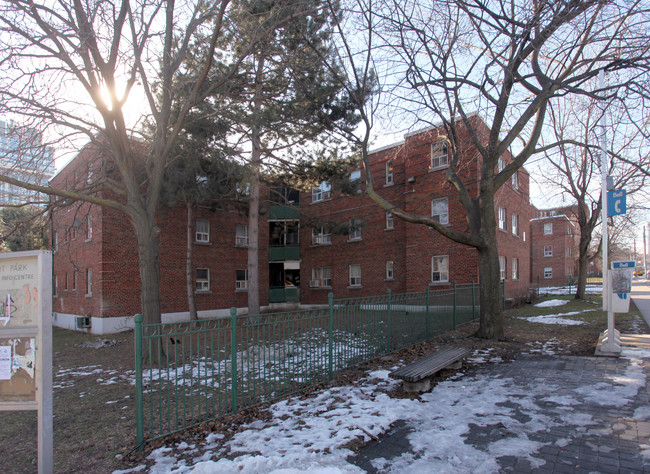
[134,283,483,448]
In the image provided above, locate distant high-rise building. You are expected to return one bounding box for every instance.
[0,120,55,205]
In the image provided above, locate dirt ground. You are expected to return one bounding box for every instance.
[0,294,645,473]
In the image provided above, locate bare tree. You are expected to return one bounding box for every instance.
[539,95,649,299]
[0,0,272,332]
[324,0,650,339]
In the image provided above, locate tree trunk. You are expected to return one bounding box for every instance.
[574,229,593,300]
[246,55,265,316]
[186,203,198,320]
[131,210,163,362]
[476,242,504,339]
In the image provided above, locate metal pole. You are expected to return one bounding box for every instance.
[328,293,333,380]
[386,289,392,353]
[230,308,238,413]
[134,314,144,450]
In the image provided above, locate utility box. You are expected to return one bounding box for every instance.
[611,260,634,313]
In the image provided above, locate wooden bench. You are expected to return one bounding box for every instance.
[390,347,469,393]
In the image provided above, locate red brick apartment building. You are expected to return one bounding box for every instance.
[530,208,579,286]
[50,115,537,334]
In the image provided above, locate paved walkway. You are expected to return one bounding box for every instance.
[348,282,650,473]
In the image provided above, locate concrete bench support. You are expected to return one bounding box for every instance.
[390,347,469,393]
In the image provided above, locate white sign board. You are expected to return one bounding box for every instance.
[0,251,52,473]
[610,260,635,313]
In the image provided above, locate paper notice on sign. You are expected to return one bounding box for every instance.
[0,346,10,380]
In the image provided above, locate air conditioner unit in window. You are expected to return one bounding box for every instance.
[309,280,320,288]
[76,315,91,329]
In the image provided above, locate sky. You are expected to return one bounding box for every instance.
[100,286,650,474]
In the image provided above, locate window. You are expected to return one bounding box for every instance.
[386,261,394,280]
[54,276,58,297]
[70,226,77,241]
[64,273,68,291]
[544,267,553,279]
[385,160,394,185]
[350,170,361,181]
[72,271,77,291]
[498,207,506,231]
[312,227,331,245]
[511,172,519,190]
[310,267,332,288]
[53,231,58,252]
[86,215,92,240]
[196,268,210,292]
[566,247,572,257]
[349,218,361,241]
[497,158,505,173]
[196,220,209,242]
[386,212,394,230]
[87,162,94,183]
[499,256,506,280]
[431,198,449,225]
[430,141,449,170]
[86,269,92,296]
[349,264,362,287]
[236,269,248,290]
[236,224,249,246]
[512,258,519,281]
[431,256,449,282]
[544,223,553,235]
[312,181,331,202]
[512,214,519,236]
[544,245,553,257]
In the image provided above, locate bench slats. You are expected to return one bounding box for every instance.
[390,347,469,382]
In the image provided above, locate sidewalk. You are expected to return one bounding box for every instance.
[346,283,650,473]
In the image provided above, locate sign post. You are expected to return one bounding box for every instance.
[0,251,52,473]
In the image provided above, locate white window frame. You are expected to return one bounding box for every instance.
[499,256,506,280]
[310,267,332,288]
[70,226,76,241]
[385,160,394,185]
[498,207,506,231]
[86,214,92,241]
[64,272,68,291]
[386,211,394,230]
[349,264,362,287]
[54,275,58,297]
[511,171,519,190]
[54,231,58,252]
[312,181,331,202]
[430,141,449,170]
[196,219,210,242]
[544,223,553,235]
[431,255,449,283]
[544,245,553,257]
[312,227,331,245]
[349,218,361,241]
[350,170,361,181]
[196,268,210,292]
[72,270,78,291]
[497,157,505,173]
[386,261,394,280]
[236,269,248,290]
[512,258,519,281]
[431,197,449,225]
[511,214,519,236]
[544,267,553,279]
[236,224,249,246]
[86,268,92,296]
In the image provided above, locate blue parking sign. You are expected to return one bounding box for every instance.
[608,189,626,216]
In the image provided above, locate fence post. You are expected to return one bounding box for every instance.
[471,281,476,322]
[134,314,144,451]
[328,293,334,380]
[387,289,392,353]
[453,280,457,330]
[230,307,238,414]
[425,285,430,339]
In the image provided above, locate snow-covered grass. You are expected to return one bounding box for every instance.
[113,342,649,474]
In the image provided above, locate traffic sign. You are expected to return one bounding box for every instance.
[608,189,626,216]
